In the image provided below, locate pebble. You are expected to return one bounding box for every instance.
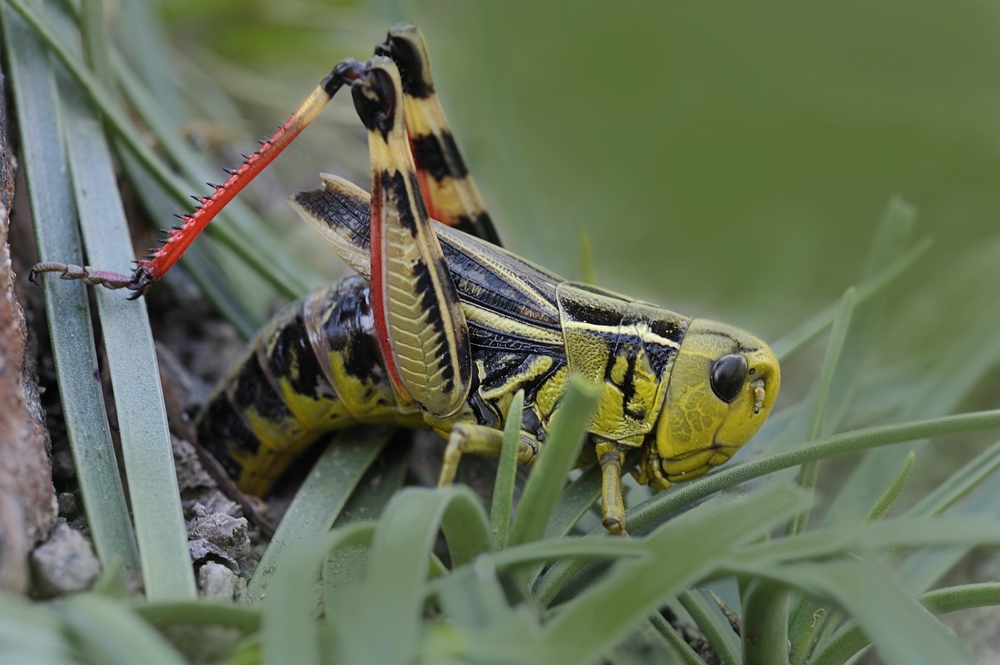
[56,492,77,517]
[187,504,250,560]
[198,562,235,601]
[30,522,100,598]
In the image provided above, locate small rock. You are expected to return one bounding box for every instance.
[198,562,235,601]
[172,436,214,495]
[189,538,238,572]
[187,504,250,560]
[56,492,77,517]
[233,576,251,605]
[31,522,100,598]
[199,490,242,519]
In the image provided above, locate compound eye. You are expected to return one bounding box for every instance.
[710,353,748,403]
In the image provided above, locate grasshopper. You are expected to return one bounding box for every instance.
[34,26,780,535]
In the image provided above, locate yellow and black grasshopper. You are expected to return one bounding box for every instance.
[34,26,780,534]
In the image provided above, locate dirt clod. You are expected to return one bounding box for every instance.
[198,561,236,601]
[30,522,100,598]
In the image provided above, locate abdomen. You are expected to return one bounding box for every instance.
[196,275,422,495]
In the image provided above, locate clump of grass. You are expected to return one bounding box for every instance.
[4,1,1000,664]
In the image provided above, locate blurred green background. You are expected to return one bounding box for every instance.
[157,0,1000,344]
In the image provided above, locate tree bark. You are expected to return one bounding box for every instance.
[0,66,56,593]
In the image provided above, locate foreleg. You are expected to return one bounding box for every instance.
[596,440,628,536]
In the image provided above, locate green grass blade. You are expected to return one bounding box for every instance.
[248,426,393,602]
[534,408,1000,605]
[609,618,687,665]
[889,439,1000,594]
[111,0,184,124]
[493,390,524,549]
[807,287,857,441]
[812,583,1000,665]
[524,464,604,587]
[319,439,411,607]
[759,560,974,665]
[225,637,261,665]
[0,0,139,575]
[741,580,790,665]
[732,516,1000,566]
[0,591,73,663]
[134,601,260,634]
[788,286,855,535]
[329,486,492,665]
[539,485,808,664]
[678,589,739,665]
[627,409,1000,533]
[492,539,643,568]
[911,440,1000,519]
[79,0,112,90]
[59,594,188,665]
[262,522,375,665]
[458,500,1000,663]
[445,484,806,665]
[331,437,411,528]
[61,73,195,601]
[433,557,519,633]
[770,236,931,362]
[648,612,707,665]
[507,376,601,548]
[826,299,1000,526]
[865,451,915,522]
[543,465,602,540]
[818,198,915,436]
[790,449,913,662]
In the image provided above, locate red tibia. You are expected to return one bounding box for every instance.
[413,163,443,223]
[137,85,334,283]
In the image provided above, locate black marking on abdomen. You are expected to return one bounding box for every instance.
[317,276,394,404]
[230,353,295,426]
[262,305,333,402]
[197,392,259,477]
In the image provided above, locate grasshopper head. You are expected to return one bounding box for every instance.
[654,319,779,482]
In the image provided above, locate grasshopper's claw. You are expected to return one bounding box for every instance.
[29,262,155,299]
[30,262,134,290]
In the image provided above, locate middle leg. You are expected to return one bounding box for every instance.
[436,423,540,486]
